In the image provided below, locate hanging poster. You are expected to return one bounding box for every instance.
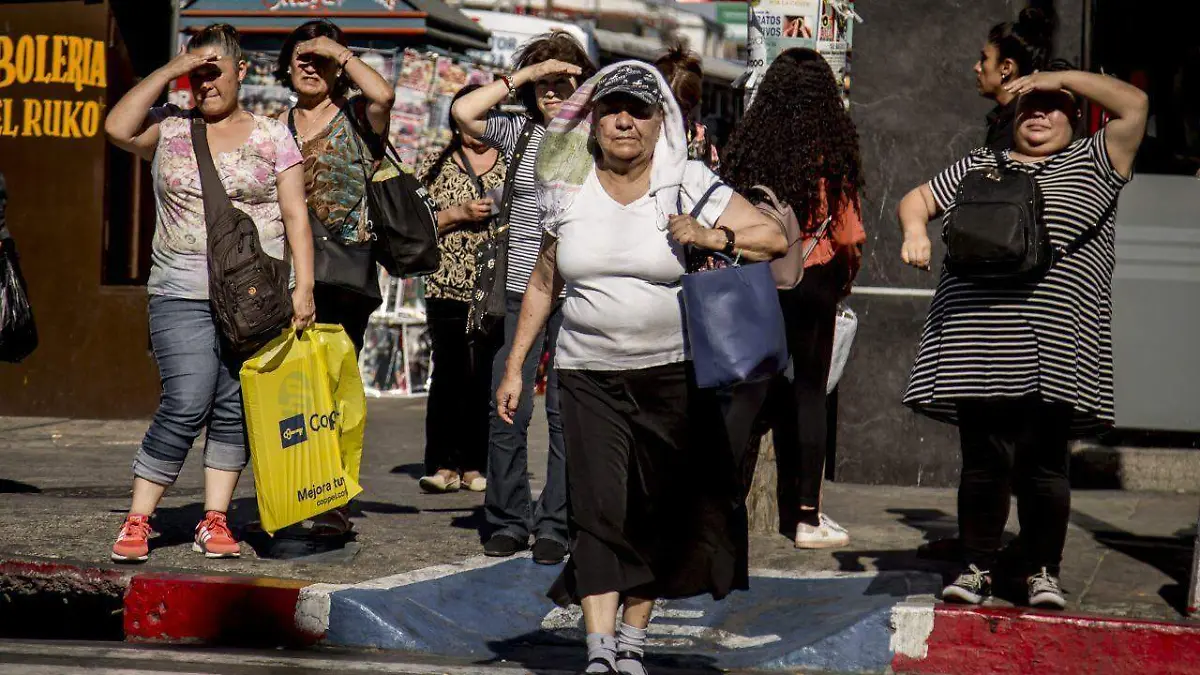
[745,0,858,107]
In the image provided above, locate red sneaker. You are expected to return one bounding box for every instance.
[111,514,152,563]
[193,510,241,559]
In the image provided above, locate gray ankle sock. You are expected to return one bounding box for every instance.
[586,633,617,673]
[616,622,647,675]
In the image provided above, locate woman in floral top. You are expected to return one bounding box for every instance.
[104,24,315,564]
[277,20,397,355]
[416,84,507,494]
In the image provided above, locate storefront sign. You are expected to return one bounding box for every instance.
[0,33,106,138]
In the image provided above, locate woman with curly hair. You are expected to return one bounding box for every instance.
[720,48,866,549]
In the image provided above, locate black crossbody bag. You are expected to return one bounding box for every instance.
[287,106,380,301]
[467,119,536,336]
[943,150,1110,282]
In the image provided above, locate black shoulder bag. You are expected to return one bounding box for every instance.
[343,107,441,279]
[287,107,380,301]
[467,119,536,336]
[192,116,292,355]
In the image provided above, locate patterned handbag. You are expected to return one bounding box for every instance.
[467,120,536,336]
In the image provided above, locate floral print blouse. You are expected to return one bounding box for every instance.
[416,149,507,303]
[147,105,302,299]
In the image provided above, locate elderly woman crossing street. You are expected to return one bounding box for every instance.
[496,61,785,675]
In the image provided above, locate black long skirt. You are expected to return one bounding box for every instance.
[548,362,750,606]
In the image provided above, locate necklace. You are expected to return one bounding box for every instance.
[294,98,338,142]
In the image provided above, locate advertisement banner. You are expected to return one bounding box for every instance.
[745,0,858,107]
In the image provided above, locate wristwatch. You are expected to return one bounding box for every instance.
[717,226,736,256]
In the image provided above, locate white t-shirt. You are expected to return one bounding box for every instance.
[549,161,732,371]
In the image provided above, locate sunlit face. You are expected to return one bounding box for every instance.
[188,46,247,116]
[534,74,577,122]
[975,42,1013,99]
[1015,90,1078,155]
[289,45,340,100]
[593,93,663,165]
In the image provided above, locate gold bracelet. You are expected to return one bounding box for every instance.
[338,50,354,67]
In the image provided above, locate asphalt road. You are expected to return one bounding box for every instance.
[0,639,574,675]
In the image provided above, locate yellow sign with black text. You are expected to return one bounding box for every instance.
[0,33,107,138]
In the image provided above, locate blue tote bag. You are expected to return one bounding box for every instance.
[679,184,789,389]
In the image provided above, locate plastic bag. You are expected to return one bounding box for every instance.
[0,240,37,364]
[240,325,365,534]
[826,303,858,394]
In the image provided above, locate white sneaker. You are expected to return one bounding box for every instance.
[794,513,851,549]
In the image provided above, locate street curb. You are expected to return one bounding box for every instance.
[4,557,1200,674]
[124,572,318,646]
[891,605,1200,675]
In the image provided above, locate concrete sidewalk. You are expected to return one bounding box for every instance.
[0,399,1197,673]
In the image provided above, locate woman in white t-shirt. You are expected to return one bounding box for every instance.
[495,63,786,675]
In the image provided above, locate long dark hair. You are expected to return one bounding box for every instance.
[511,31,596,124]
[275,20,351,100]
[720,48,862,233]
[988,1,1057,79]
[423,84,484,188]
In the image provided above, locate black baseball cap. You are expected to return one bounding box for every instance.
[592,65,663,107]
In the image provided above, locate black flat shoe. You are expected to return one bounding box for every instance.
[532,538,567,564]
[483,534,527,557]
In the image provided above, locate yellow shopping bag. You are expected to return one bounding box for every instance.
[240,325,364,534]
[308,324,366,484]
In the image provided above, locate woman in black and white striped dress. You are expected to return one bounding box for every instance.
[897,69,1148,609]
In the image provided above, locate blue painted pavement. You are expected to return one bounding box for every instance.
[323,559,940,672]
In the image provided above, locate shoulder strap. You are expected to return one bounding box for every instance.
[286,107,299,143]
[494,119,537,245]
[190,116,233,227]
[1053,197,1117,265]
[456,147,487,199]
[687,181,724,219]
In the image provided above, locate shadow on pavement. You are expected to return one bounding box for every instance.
[390,463,424,479]
[484,636,725,675]
[1069,510,1194,616]
[0,479,40,494]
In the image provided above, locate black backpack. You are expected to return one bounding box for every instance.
[192,116,292,355]
[942,150,1054,282]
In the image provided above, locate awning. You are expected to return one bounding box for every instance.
[179,0,490,52]
[590,28,746,84]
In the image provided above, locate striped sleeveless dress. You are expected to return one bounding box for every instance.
[903,129,1131,437]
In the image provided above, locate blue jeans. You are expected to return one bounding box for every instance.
[133,296,248,485]
[485,292,567,545]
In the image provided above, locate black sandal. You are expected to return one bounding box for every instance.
[615,651,644,675]
[580,658,618,675]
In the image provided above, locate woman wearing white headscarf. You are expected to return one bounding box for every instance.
[495,62,786,675]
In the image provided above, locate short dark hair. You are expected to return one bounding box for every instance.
[511,31,596,123]
[187,23,244,63]
[275,20,351,99]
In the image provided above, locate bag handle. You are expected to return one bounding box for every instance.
[190,115,234,227]
[492,119,537,248]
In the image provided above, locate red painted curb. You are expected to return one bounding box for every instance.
[893,605,1200,675]
[124,572,318,647]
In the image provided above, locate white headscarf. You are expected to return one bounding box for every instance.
[535,60,693,234]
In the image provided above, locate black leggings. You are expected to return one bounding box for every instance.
[957,397,1072,576]
[424,298,497,475]
[768,261,842,529]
